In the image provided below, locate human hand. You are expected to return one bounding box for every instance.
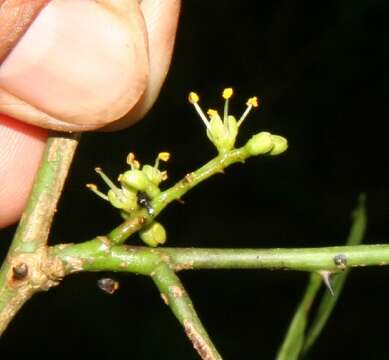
[0,0,181,228]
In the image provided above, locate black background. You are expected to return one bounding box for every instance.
[1,0,389,358]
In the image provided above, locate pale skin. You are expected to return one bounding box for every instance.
[0,0,181,228]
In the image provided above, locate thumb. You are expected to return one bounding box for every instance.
[0,115,47,228]
[0,0,149,131]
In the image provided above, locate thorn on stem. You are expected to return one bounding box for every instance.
[320,271,335,296]
[183,173,194,184]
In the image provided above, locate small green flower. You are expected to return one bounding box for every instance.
[118,152,170,199]
[188,88,259,153]
[119,169,160,199]
[86,167,139,214]
[142,152,170,186]
[87,152,170,217]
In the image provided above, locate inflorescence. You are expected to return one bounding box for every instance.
[88,89,288,247]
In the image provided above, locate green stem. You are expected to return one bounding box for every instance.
[11,132,80,253]
[53,238,162,275]
[152,262,223,360]
[151,147,248,214]
[50,191,370,277]
[162,244,385,272]
[0,133,80,335]
[107,147,249,244]
[52,240,389,277]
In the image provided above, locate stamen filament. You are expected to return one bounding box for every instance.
[155,152,170,168]
[222,88,233,128]
[86,184,109,201]
[237,105,253,127]
[224,99,229,130]
[193,102,211,129]
[95,167,123,200]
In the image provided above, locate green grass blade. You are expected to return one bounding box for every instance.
[301,194,367,357]
[275,194,366,360]
[275,273,322,360]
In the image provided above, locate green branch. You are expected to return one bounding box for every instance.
[152,262,222,360]
[151,147,248,214]
[53,242,389,275]
[0,133,80,335]
[51,194,369,277]
[10,132,80,253]
[107,145,258,245]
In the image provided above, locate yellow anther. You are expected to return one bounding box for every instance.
[207,109,219,117]
[86,183,109,201]
[222,88,233,99]
[247,96,259,108]
[158,152,170,162]
[126,152,136,164]
[188,92,200,104]
[161,171,168,181]
[86,183,97,190]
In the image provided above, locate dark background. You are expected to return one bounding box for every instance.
[1,0,389,358]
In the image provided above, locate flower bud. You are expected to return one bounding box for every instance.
[142,165,164,186]
[245,132,274,156]
[139,222,167,247]
[269,135,288,156]
[120,169,160,198]
[120,169,149,190]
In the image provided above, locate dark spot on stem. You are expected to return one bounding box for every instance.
[334,254,347,270]
[12,263,28,280]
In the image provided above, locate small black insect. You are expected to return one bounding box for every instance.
[137,191,154,215]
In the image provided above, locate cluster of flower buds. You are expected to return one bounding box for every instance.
[87,152,170,246]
